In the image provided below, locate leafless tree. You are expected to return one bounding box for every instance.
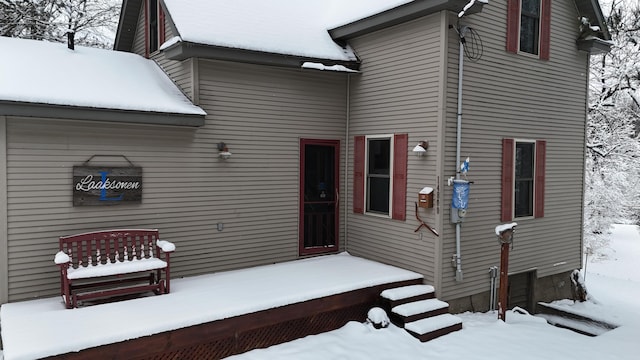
[584,0,640,254]
[0,0,121,48]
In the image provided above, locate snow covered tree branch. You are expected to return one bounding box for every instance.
[584,0,640,254]
[0,0,121,48]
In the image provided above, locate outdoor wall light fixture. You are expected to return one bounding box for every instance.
[412,140,429,157]
[218,142,232,160]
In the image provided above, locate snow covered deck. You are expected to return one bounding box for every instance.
[0,252,423,360]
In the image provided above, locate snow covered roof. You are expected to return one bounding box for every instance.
[0,36,206,126]
[160,0,416,62]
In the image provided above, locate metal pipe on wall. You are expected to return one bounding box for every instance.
[454,26,467,282]
[489,266,498,311]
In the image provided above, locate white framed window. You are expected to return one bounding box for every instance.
[514,140,535,218]
[365,135,394,216]
[354,134,407,221]
[519,0,541,55]
[145,0,165,57]
[506,0,551,60]
[501,138,546,221]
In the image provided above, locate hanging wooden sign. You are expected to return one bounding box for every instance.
[73,166,143,206]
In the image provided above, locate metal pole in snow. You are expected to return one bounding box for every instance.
[498,242,510,321]
[495,224,516,321]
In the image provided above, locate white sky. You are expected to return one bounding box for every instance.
[0,36,205,115]
[1,225,639,360]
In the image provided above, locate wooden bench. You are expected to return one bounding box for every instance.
[54,229,175,309]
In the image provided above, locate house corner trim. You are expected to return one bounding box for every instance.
[0,116,8,304]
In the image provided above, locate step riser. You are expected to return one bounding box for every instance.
[391,307,449,327]
[406,323,462,342]
[379,284,462,343]
[382,292,435,311]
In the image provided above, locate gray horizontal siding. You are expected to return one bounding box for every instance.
[152,19,195,102]
[132,1,146,55]
[346,13,445,284]
[5,61,348,301]
[439,2,588,300]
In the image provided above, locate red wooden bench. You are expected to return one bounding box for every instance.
[54,229,174,309]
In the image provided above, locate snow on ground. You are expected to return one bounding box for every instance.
[227,224,640,360]
[1,225,639,360]
[0,253,421,360]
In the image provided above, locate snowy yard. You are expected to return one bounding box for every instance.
[227,224,640,360]
[1,225,639,359]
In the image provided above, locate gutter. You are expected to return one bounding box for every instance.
[0,101,206,127]
[162,41,361,71]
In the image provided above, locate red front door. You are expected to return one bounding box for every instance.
[299,139,340,255]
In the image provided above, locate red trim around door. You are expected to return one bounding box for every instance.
[299,139,340,256]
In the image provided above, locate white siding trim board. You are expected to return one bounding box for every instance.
[0,116,8,304]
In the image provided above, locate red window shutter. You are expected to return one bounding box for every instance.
[392,134,408,221]
[144,0,150,58]
[501,139,515,222]
[159,5,166,46]
[506,0,520,53]
[534,140,546,218]
[539,0,551,60]
[353,136,365,214]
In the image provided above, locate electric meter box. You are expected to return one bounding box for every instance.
[418,187,434,208]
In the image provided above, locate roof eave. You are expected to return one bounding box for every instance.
[576,37,613,54]
[0,101,206,127]
[329,0,486,41]
[574,0,611,41]
[162,41,361,71]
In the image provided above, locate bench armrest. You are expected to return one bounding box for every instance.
[156,239,176,253]
[54,251,70,265]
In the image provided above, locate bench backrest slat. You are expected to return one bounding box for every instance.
[60,229,160,269]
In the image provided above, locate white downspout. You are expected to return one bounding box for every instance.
[454,26,468,282]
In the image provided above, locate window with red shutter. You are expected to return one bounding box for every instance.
[353,134,407,221]
[534,140,546,217]
[392,134,408,221]
[506,0,551,60]
[353,136,365,214]
[145,0,165,57]
[502,138,546,221]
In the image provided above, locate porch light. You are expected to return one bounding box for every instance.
[218,142,232,160]
[413,140,429,157]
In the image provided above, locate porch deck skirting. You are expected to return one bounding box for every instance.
[44,279,421,359]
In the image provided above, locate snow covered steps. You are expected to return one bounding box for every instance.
[380,285,462,342]
[535,302,618,337]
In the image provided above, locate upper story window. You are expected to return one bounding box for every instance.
[519,0,541,55]
[145,0,165,57]
[501,138,546,221]
[506,0,551,60]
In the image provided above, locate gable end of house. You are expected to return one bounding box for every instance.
[114,0,144,52]
[329,0,486,41]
